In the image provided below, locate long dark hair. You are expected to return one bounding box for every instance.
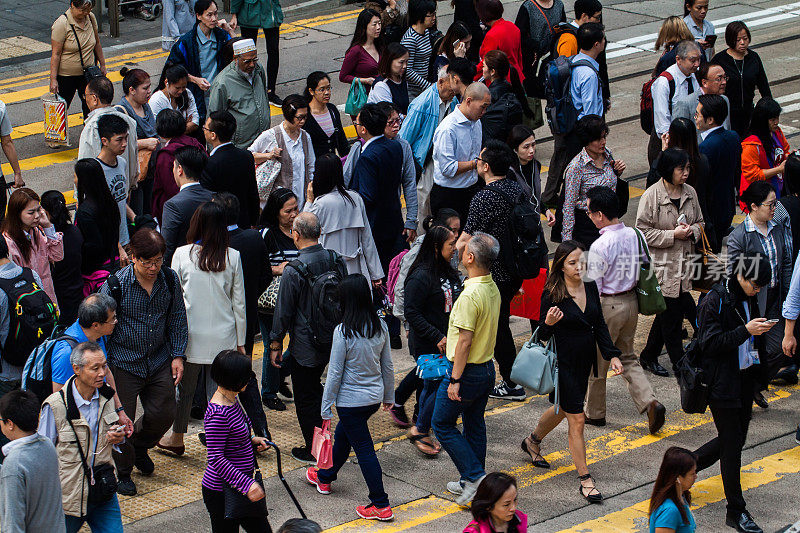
[156,63,190,111]
[784,152,800,196]
[408,225,458,280]
[185,202,229,272]
[75,158,121,252]
[349,9,382,51]
[40,191,72,232]
[649,447,696,525]
[258,188,297,230]
[340,274,383,340]
[1,188,41,263]
[748,97,782,165]
[544,240,585,304]
[312,153,355,207]
[305,71,330,103]
[470,472,517,522]
[667,118,701,187]
[377,42,409,80]
[438,21,471,60]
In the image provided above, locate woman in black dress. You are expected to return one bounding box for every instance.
[520,241,622,503]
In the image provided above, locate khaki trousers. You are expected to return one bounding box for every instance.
[585,291,656,419]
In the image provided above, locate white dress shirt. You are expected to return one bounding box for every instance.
[432,106,482,189]
[209,141,233,157]
[652,63,696,135]
[700,125,723,141]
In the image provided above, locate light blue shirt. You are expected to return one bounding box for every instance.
[649,498,696,533]
[683,14,715,61]
[570,52,603,119]
[196,26,219,82]
[432,106,482,189]
[783,253,800,320]
[51,321,107,386]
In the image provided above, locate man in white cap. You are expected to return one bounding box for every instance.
[208,38,271,148]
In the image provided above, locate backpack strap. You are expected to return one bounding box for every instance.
[658,71,676,114]
[485,182,520,207]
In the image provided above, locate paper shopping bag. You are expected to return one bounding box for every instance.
[312,419,333,469]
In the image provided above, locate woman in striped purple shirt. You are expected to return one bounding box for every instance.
[202,350,272,532]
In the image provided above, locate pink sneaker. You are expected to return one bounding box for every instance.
[356,504,394,521]
[305,467,331,495]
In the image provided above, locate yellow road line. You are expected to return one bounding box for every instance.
[324,385,799,532]
[2,149,77,175]
[558,446,800,532]
[11,113,84,140]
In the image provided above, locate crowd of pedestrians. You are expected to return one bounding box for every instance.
[0,0,798,531]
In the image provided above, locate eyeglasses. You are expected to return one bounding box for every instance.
[103,315,118,325]
[294,114,308,122]
[387,117,401,126]
[712,75,729,82]
[137,257,164,268]
[315,86,332,93]
[760,201,777,209]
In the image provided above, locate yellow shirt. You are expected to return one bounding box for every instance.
[446,274,501,365]
[52,11,98,77]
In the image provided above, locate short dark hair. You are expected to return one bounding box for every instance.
[156,108,187,138]
[724,21,750,49]
[211,349,254,392]
[586,185,619,220]
[0,390,40,432]
[277,518,323,533]
[575,114,608,146]
[194,0,217,16]
[696,61,715,83]
[577,22,605,51]
[507,124,535,151]
[207,111,237,143]
[698,94,728,125]
[174,146,208,181]
[130,227,166,259]
[281,94,309,122]
[784,153,800,196]
[212,191,240,226]
[378,42,409,80]
[739,180,774,212]
[87,76,114,105]
[574,0,602,19]
[97,114,128,141]
[78,293,117,328]
[476,0,503,24]
[657,147,690,183]
[731,251,772,288]
[408,0,436,25]
[358,103,388,137]
[447,57,476,87]
[470,473,517,522]
[480,140,515,177]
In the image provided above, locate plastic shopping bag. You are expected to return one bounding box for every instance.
[42,93,69,147]
[312,419,333,469]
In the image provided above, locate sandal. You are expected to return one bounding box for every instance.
[578,473,603,503]
[408,431,438,456]
[521,433,550,468]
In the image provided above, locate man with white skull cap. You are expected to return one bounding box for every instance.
[208,38,271,148]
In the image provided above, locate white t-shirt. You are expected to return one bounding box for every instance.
[149,89,199,127]
[96,156,130,246]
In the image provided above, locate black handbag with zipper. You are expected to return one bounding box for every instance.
[68,19,103,82]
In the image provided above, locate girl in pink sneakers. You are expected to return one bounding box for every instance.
[305,274,395,521]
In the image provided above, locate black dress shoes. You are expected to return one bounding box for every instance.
[641,359,670,377]
[753,391,769,409]
[726,511,763,533]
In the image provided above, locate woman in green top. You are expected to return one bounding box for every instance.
[230,0,284,105]
[649,447,697,533]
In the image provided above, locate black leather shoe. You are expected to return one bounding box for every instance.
[726,511,763,533]
[134,448,154,474]
[268,92,283,106]
[753,392,769,409]
[584,414,606,427]
[199,433,206,447]
[117,477,137,496]
[641,359,670,377]
[773,365,799,385]
[390,335,403,349]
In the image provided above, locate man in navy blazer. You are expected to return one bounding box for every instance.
[350,104,406,270]
[696,94,742,253]
[161,146,214,264]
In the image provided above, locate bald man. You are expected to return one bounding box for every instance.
[431,82,492,224]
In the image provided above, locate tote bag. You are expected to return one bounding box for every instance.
[510,327,558,402]
[344,79,368,116]
[312,419,333,469]
[633,228,666,315]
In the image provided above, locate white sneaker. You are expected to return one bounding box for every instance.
[490,381,527,401]
[446,480,464,495]
[456,474,487,506]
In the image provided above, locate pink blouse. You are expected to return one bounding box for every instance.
[4,227,65,306]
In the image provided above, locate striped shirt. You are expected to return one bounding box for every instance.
[743,215,779,288]
[261,226,299,266]
[202,402,256,494]
[400,27,433,98]
[313,110,335,137]
[99,264,188,378]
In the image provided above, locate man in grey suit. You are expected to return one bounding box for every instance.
[161,146,214,264]
[673,62,732,142]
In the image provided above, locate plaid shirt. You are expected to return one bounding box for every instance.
[99,264,188,378]
[743,215,779,288]
[562,148,618,241]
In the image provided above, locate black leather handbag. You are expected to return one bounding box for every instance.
[68,22,103,82]
[675,340,709,414]
[223,451,268,520]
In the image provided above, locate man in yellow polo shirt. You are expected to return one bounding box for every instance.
[432,232,501,505]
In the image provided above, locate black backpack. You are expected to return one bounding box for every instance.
[0,268,58,367]
[486,183,548,280]
[481,89,524,144]
[286,250,343,351]
[22,332,78,405]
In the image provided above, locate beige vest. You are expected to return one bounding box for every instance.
[271,125,314,193]
[42,378,119,517]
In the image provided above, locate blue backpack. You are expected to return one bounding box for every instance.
[21,332,78,404]
[543,55,599,135]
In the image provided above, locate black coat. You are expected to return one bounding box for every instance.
[404,265,463,357]
[696,280,761,406]
[161,183,214,265]
[302,103,350,158]
[699,128,742,250]
[228,227,271,329]
[203,144,260,230]
[52,224,84,326]
[75,201,117,274]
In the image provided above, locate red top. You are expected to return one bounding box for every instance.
[475,19,525,84]
[339,45,380,85]
[152,134,206,222]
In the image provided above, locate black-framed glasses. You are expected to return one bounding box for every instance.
[760,200,777,209]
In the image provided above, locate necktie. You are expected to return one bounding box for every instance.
[687,76,694,95]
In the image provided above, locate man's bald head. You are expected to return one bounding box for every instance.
[460,82,492,121]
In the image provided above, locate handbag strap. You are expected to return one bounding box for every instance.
[528,0,555,34]
[68,23,86,70]
[633,228,652,264]
[59,389,101,484]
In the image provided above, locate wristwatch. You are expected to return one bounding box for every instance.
[450,377,462,384]
[115,406,125,413]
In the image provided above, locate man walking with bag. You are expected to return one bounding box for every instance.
[583,186,666,434]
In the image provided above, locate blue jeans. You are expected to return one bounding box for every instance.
[415,378,441,434]
[317,404,389,508]
[65,494,124,533]
[258,314,292,399]
[432,362,494,483]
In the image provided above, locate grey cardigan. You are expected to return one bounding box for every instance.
[321,322,394,419]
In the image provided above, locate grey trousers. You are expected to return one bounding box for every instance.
[173,362,216,433]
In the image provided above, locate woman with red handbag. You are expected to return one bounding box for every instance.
[304,274,396,522]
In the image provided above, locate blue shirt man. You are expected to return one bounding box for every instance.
[570,23,606,120]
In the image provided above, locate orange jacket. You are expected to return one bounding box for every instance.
[739,128,790,210]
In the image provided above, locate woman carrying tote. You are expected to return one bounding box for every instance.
[521,241,622,503]
[158,202,247,454]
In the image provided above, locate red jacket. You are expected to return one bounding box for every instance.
[475,19,525,84]
[152,135,206,222]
